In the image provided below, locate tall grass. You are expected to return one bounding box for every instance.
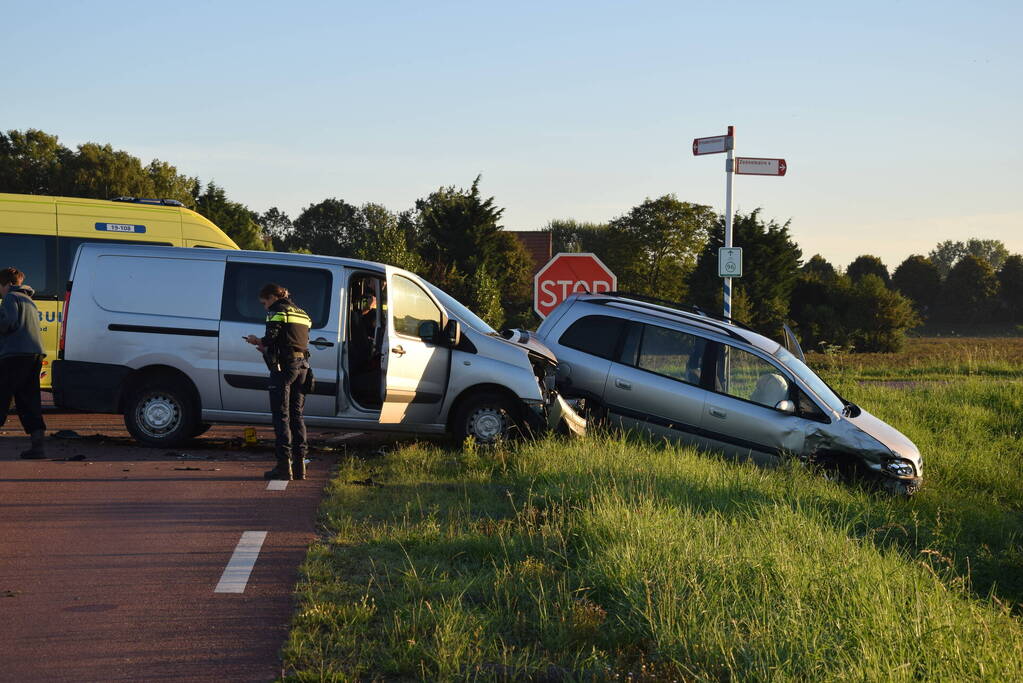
[283,377,1023,680]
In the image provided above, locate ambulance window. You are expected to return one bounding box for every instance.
[221,262,332,328]
[0,233,58,299]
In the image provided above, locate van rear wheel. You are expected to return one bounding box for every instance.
[124,379,198,448]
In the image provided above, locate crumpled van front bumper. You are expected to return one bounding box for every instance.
[523,393,587,437]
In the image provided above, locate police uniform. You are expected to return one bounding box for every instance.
[261,298,312,480]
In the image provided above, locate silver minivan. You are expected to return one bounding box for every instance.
[54,244,576,446]
[535,293,923,495]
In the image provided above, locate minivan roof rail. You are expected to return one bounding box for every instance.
[110,196,185,207]
[600,290,757,332]
[585,293,748,342]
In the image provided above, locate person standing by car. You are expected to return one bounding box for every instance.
[245,284,312,480]
[0,267,47,459]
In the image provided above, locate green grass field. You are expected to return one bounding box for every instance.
[281,339,1023,681]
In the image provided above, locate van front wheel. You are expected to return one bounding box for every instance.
[453,392,520,444]
[124,381,198,448]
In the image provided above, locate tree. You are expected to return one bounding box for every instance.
[938,254,999,323]
[689,209,802,337]
[844,275,920,352]
[0,129,67,194]
[802,254,838,281]
[846,255,890,285]
[892,255,941,317]
[546,219,610,254]
[466,268,505,329]
[257,207,295,251]
[928,240,968,279]
[414,176,533,320]
[965,238,1010,272]
[605,195,714,302]
[289,198,364,257]
[194,182,270,250]
[354,203,422,273]
[998,254,1023,322]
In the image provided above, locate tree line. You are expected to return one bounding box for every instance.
[4,128,1019,351]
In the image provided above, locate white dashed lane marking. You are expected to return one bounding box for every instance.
[214,531,268,594]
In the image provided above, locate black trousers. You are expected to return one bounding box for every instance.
[268,357,308,462]
[0,355,46,435]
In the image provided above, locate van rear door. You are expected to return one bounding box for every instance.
[379,268,451,425]
[218,257,343,417]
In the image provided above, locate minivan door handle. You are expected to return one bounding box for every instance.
[310,337,335,349]
[391,345,406,357]
[614,378,631,390]
[709,407,727,419]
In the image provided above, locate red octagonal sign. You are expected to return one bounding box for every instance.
[533,252,617,318]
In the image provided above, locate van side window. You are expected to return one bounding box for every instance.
[636,325,706,386]
[391,275,441,337]
[0,233,58,298]
[558,315,626,360]
[716,345,791,409]
[221,262,332,328]
[58,237,171,289]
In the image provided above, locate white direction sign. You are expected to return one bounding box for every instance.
[692,134,733,156]
[719,247,743,277]
[735,157,787,176]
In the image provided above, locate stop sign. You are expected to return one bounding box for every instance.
[533,252,617,318]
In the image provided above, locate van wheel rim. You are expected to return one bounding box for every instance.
[137,394,181,438]
[468,407,506,442]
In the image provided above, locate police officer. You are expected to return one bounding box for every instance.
[245,283,312,480]
[0,267,47,459]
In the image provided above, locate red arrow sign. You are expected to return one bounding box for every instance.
[533,253,617,318]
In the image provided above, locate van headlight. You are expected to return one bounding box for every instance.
[883,459,916,477]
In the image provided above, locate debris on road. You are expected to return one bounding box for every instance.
[53,430,82,439]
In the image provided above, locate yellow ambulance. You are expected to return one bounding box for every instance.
[0,193,239,388]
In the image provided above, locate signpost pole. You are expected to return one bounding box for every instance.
[723,125,734,320]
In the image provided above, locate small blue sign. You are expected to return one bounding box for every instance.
[95,222,147,234]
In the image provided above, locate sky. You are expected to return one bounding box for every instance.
[3,0,1021,270]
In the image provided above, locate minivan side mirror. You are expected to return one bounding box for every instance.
[775,399,796,414]
[418,320,441,342]
[444,319,461,347]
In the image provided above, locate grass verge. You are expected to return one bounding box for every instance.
[283,378,1023,681]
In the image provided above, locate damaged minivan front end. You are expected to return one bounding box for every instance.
[502,329,587,437]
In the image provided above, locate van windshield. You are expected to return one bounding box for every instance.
[773,347,846,415]
[427,284,498,336]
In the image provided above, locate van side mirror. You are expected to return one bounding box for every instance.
[775,399,796,414]
[418,320,441,342]
[444,319,461,347]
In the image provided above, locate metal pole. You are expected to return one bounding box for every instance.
[723,125,734,319]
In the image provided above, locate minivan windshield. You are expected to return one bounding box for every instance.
[773,346,846,415]
[427,283,498,336]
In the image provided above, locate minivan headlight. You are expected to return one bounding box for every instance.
[883,459,916,477]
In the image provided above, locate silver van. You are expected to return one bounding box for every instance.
[54,244,576,446]
[535,293,922,495]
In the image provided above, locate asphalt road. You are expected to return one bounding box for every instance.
[0,411,365,682]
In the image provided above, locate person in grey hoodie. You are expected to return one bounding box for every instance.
[0,266,47,459]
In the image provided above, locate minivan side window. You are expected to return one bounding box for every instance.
[558,315,626,360]
[221,262,332,328]
[391,275,441,338]
[0,233,58,298]
[716,345,791,409]
[635,325,706,386]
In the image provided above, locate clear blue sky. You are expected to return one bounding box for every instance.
[4,0,1021,269]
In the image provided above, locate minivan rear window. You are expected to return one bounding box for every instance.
[558,315,626,360]
[221,262,332,328]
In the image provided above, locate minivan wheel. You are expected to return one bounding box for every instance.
[124,380,198,448]
[454,392,519,444]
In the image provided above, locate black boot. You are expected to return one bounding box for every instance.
[20,430,46,460]
[263,454,292,480]
[292,453,306,480]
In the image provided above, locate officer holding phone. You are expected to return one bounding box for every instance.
[244,283,312,480]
